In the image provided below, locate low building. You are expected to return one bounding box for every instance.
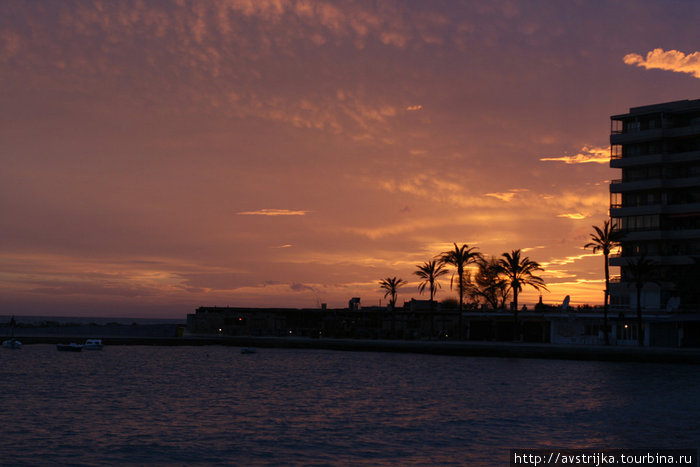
[186,304,700,348]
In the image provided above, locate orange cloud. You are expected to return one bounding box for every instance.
[237,209,309,216]
[539,145,609,164]
[557,213,587,220]
[484,192,517,202]
[541,252,598,268]
[406,105,423,111]
[623,48,700,79]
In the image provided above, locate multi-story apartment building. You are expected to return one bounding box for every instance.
[609,99,700,312]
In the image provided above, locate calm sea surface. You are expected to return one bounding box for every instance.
[1,345,698,466]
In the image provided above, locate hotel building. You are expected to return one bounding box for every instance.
[609,99,700,312]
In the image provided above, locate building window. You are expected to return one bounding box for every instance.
[611,119,623,134]
[617,323,638,341]
[619,214,660,231]
[610,192,622,208]
[611,144,622,159]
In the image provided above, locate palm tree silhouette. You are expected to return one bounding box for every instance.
[438,243,482,339]
[625,255,656,347]
[415,260,449,339]
[584,220,623,345]
[379,277,407,309]
[497,249,547,340]
[414,260,449,302]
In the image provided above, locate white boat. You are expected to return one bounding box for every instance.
[57,343,83,352]
[83,339,103,350]
[2,338,22,349]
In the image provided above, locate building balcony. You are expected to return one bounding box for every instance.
[610,153,663,168]
[609,254,695,267]
[610,150,700,169]
[610,128,663,145]
[664,125,700,138]
[610,175,700,193]
[661,176,700,190]
[612,228,700,242]
[611,202,700,218]
[610,125,700,144]
[610,204,662,217]
[610,178,662,192]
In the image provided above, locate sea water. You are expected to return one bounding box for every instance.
[1,345,698,466]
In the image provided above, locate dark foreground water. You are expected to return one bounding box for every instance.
[1,345,699,466]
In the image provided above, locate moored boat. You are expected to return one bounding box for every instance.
[3,316,21,349]
[83,339,103,350]
[57,343,83,352]
[241,347,257,354]
[2,338,22,349]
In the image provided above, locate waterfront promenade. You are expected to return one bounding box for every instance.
[9,332,700,364]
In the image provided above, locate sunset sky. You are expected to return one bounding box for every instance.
[2,1,699,317]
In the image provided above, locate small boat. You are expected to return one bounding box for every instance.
[2,338,22,349]
[241,347,257,354]
[83,339,103,350]
[3,316,21,349]
[57,343,83,352]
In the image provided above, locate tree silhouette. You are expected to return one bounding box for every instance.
[438,243,482,339]
[415,260,449,338]
[471,256,509,310]
[584,220,623,345]
[624,255,656,347]
[497,249,547,340]
[414,260,449,302]
[379,277,407,309]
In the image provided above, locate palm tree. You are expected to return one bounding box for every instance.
[584,220,623,345]
[379,277,407,309]
[415,260,449,339]
[497,249,548,340]
[438,243,482,339]
[414,260,449,302]
[625,255,656,347]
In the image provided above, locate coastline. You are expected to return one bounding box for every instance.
[10,334,700,364]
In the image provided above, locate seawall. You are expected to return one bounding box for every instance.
[11,334,700,364]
